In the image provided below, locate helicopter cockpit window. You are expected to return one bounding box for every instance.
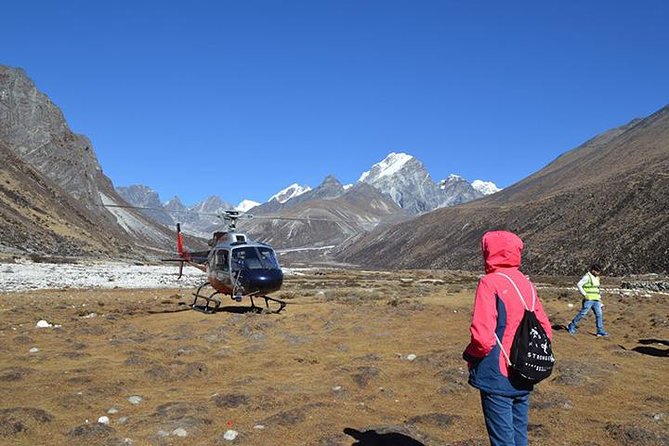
[257,247,280,270]
[231,247,262,270]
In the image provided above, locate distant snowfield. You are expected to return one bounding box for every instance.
[0,261,307,292]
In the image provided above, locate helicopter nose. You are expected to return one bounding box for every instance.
[244,269,284,294]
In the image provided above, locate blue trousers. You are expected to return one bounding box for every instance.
[570,299,605,333]
[480,391,529,446]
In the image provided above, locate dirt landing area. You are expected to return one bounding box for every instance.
[1,269,667,445]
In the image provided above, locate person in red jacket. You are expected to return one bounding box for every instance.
[463,231,553,446]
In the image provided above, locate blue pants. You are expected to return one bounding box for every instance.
[570,299,605,333]
[480,391,529,446]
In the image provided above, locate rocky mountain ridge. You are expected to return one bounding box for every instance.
[0,65,179,259]
[337,105,669,275]
[117,152,498,237]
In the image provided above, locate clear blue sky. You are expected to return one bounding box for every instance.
[3,0,669,205]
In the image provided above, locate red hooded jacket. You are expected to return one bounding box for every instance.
[463,231,552,395]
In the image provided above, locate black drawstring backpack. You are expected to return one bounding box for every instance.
[494,273,555,383]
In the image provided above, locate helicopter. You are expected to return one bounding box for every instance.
[170,210,287,314]
[101,204,350,314]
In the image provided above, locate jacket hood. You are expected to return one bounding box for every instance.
[482,230,523,273]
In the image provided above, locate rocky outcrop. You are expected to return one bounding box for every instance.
[0,66,112,206]
[0,65,175,258]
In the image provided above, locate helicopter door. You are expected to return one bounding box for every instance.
[211,249,230,282]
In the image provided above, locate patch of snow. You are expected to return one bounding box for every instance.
[268,183,312,203]
[358,152,414,182]
[236,199,260,212]
[438,174,467,189]
[471,179,501,195]
[343,183,353,190]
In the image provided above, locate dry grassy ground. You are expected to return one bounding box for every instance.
[0,269,667,445]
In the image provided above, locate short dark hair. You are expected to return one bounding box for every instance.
[590,264,602,273]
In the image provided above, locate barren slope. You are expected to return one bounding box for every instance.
[1,269,667,445]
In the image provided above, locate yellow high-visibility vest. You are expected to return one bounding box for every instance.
[583,272,601,300]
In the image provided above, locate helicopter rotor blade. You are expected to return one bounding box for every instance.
[97,204,222,216]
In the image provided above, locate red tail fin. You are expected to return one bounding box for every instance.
[176,223,190,260]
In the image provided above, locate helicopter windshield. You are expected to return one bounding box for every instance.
[231,246,280,271]
[257,247,280,269]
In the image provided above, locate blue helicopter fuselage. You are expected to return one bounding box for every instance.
[206,232,284,297]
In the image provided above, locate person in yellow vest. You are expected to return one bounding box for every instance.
[567,265,609,336]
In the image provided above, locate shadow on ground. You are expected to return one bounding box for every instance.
[344,428,425,446]
[632,339,669,357]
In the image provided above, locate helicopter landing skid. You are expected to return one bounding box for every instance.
[191,282,222,314]
[249,295,287,314]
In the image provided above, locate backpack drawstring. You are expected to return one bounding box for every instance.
[493,272,536,367]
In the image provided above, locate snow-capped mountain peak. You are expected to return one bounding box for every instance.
[471,179,501,195]
[268,183,312,203]
[358,152,414,182]
[236,199,260,212]
[443,174,465,184]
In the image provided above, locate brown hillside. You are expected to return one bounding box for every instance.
[0,142,135,259]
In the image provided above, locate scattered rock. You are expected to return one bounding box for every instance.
[223,429,238,441]
[98,415,110,425]
[172,427,188,437]
[127,396,143,405]
[35,319,52,328]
